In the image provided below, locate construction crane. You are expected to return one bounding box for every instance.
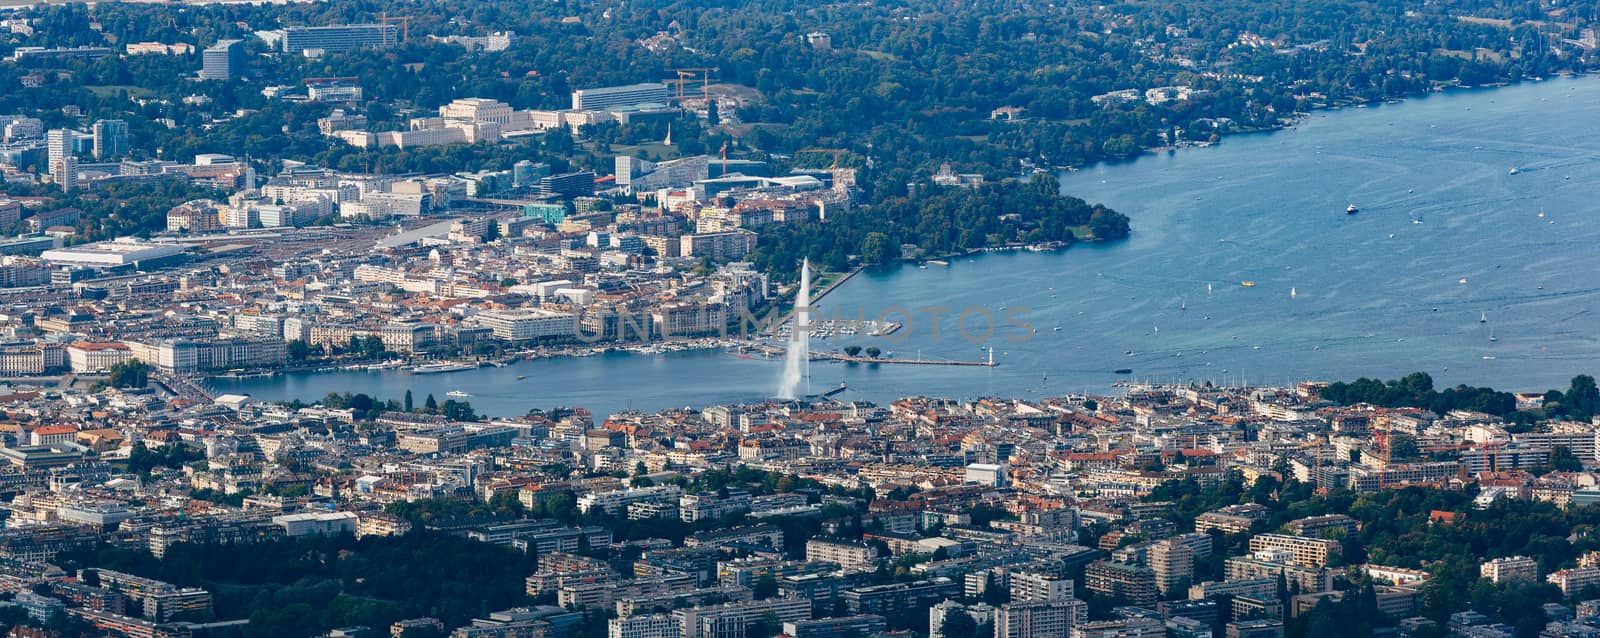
[379,12,411,44]
[1368,421,1393,490]
[672,67,717,101]
[795,148,850,170]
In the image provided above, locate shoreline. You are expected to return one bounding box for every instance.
[1055,71,1596,175]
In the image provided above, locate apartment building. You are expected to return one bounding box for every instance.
[806,538,879,572]
[995,599,1085,638]
[1246,533,1341,568]
[1480,556,1539,584]
[1084,561,1158,606]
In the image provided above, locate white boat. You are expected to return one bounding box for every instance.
[1508,167,1520,175]
[1480,311,1487,323]
[1290,287,1297,299]
[1346,204,1359,214]
[411,362,475,374]
[446,390,472,398]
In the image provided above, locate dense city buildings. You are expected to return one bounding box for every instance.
[0,2,1594,638]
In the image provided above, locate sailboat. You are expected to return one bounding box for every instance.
[1290,287,1297,299]
[1480,311,1487,324]
[1206,283,1214,295]
[1180,299,1187,311]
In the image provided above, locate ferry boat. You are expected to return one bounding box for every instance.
[446,390,472,398]
[410,362,475,374]
[1346,204,1359,214]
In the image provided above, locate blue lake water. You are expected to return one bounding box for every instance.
[217,76,1600,417]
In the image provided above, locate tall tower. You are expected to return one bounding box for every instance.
[92,119,127,159]
[46,129,75,193]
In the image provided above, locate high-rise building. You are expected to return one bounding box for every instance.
[281,24,398,54]
[200,39,244,80]
[46,129,75,193]
[995,599,1085,638]
[91,119,126,159]
[571,82,670,111]
[1151,538,1196,596]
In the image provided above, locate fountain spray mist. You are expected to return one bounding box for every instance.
[778,258,810,399]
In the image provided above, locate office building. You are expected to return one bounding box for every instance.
[538,171,597,199]
[200,39,244,80]
[91,119,127,159]
[46,129,75,193]
[476,309,579,341]
[572,83,670,111]
[273,512,358,537]
[966,463,1008,487]
[281,24,398,54]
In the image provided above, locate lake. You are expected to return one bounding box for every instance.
[216,76,1600,417]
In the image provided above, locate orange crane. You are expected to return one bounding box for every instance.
[673,68,717,101]
[379,12,411,43]
[1372,423,1393,489]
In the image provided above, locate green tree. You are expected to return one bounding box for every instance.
[287,339,313,361]
[865,347,882,359]
[362,335,386,359]
[843,345,862,357]
[1550,445,1584,472]
[106,360,150,389]
[404,389,414,412]
[940,609,977,638]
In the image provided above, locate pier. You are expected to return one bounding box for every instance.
[826,354,997,367]
[731,344,997,367]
